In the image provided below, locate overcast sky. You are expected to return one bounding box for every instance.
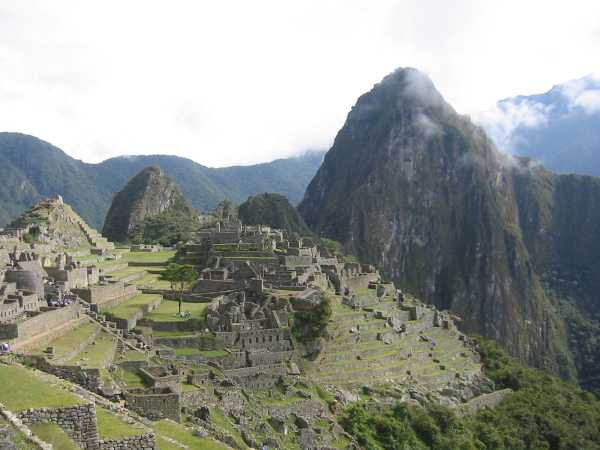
[1,1,599,167]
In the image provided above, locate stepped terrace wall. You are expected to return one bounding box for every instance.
[1,303,83,341]
[105,295,162,331]
[18,403,99,450]
[73,282,138,310]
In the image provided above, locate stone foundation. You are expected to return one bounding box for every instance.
[18,403,99,450]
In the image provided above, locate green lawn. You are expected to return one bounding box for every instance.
[152,329,197,337]
[96,407,147,440]
[30,423,80,450]
[130,273,172,290]
[121,251,175,264]
[64,331,115,368]
[113,367,149,388]
[153,419,229,450]
[174,348,228,357]
[0,365,84,411]
[144,299,208,322]
[30,321,98,360]
[104,294,162,320]
[107,266,154,280]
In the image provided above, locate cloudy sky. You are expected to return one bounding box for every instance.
[1,1,599,167]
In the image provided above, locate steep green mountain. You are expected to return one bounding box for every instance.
[300,67,600,393]
[238,193,312,234]
[0,132,325,228]
[479,75,600,177]
[0,133,108,230]
[102,166,198,244]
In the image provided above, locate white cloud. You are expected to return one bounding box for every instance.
[561,76,600,113]
[476,100,553,153]
[0,0,599,166]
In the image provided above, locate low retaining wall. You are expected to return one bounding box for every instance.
[152,334,219,349]
[18,403,99,450]
[98,433,155,450]
[106,297,162,330]
[24,356,103,393]
[1,304,83,342]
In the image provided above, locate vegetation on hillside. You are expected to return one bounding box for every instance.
[238,192,312,234]
[0,132,324,228]
[292,293,332,341]
[129,210,198,246]
[341,339,600,450]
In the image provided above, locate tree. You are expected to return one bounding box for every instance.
[159,263,198,315]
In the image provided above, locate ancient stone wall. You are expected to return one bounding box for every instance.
[207,350,246,370]
[238,328,292,351]
[15,303,83,341]
[26,356,103,392]
[98,433,155,450]
[193,279,243,292]
[124,389,181,422]
[73,282,138,308]
[346,273,380,291]
[153,334,219,350]
[45,267,89,290]
[18,403,99,450]
[107,296,161,330]
[248,350,296,366]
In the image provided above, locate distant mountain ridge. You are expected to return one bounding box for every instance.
[0,132,325,229]
[478,74,600,177]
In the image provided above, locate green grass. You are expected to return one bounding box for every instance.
[173,347,228,358]
[64,331,115,368]
[107,266,154,280]
[104,294,162,320]
[0,365,84,411]
[121,251,176,263]
[144,299,208,322]
[181,383,200,392]
[0,417,38,450]
[209,409,246,448]
[30,321,98,360]
[113,368,149,388]
[30,423,80,450]
[153,419,230,450]
[157,436,182,450]
[152,329,197,337]
[130,273,173,289]
[96,407,146,440]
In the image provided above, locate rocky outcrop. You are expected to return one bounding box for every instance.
[238,193,312,234]
[102,166,197,243]
[300,68,600,390]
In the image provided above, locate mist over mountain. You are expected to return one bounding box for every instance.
[0,132,325,229]
[478,75,600,176]
[300,67,600,394]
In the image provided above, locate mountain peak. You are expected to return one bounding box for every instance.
[101,166,196,243]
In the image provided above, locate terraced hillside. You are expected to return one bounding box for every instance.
[308,293,483,393]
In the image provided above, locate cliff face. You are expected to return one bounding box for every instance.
[300,68,600,383]
[102,166,196,243]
